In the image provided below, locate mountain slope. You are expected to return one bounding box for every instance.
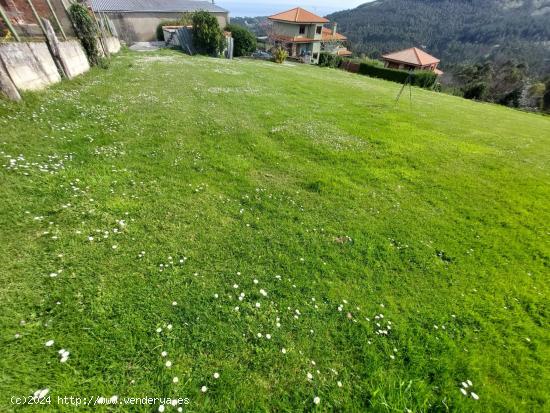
[327,0,550,75]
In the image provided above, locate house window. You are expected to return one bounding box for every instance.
[313,53,319,60]
[316,26,322,35]
[299,25,306,34]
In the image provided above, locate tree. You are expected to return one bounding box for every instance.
[192,11,224,56]
[225,24,256,57]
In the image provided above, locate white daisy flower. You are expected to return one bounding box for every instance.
[158,405,165,412]
[260,289,267,296]
[255,302,261,308]
[45,340,54,347]
[307,372,313,380]
[233,284,239,289]
[165,360,172,368]
[172,301,177,306]
[313,396,320,405]
[173,377,179,383]
[281,348,287,354]
[161,351,168,357]
[201,386,207,393]
[266,334,271,340]
[253,279,259,284]
[213,372,220,379]
[337,381,342,387]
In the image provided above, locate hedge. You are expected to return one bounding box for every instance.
[319,52,343,68]
[358,63,438,89]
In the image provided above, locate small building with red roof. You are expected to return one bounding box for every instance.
[267,7,351,64]
[382,47,443,75]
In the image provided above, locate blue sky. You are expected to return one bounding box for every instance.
[217,1,370,17]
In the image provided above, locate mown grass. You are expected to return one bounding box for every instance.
[0,49,549,412]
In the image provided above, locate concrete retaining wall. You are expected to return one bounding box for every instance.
[0,34,121,99]
[105,37,121,54]
[58,40,90,79]
[0,42,61,91]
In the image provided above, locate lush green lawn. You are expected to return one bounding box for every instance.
[1,50,549,412]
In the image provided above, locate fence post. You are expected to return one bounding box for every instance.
[0,4,21,42]
[44,0,67,40]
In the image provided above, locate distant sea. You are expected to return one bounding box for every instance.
[216,1,358,17]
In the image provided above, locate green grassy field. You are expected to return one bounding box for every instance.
[1,50,549,412]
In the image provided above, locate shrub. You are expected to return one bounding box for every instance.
[273,47,288,64]
[358,63,438,89]
[463,81,488,100]
[69,3,101,66]
[318,53,343,68]
[225,24,256,57]
[192,11,224,56]
[412,70,438,88]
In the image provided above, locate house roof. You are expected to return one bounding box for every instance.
[268,7,329,24]
[321,27,347,41]
[382,47,440,66]
[89,0,228,13]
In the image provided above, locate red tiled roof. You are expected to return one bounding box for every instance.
[382,47,440,66]
[321,27,347,41]
[268,7,329,24]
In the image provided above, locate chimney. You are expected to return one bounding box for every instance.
[332,23,338,37]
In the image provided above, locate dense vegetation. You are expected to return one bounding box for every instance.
[225,24,257,57]
[68,3,101,66]
[192,11,224,56]
[328,0,550,76]
[1,49,549,412]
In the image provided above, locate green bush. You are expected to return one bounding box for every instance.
[358,63,438,89]
[192,11,224,56]
[225,24,256,57]
[318,53,343,68]
[273,47,288,64]
[69,3,101,66]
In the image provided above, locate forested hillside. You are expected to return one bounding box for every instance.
[327,0,550,75]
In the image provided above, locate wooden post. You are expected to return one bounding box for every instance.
[25,0,47,37]
[0,58,21,101]
[88,7,109,58]
[43,0,67,40]
[0,3,21,42]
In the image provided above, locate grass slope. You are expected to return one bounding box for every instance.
[0,50,549,412]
